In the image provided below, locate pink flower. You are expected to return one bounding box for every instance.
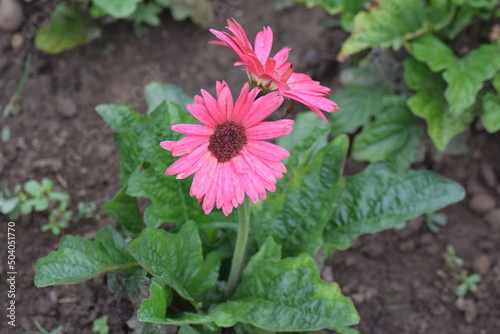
[210,18,340,122]
[160,81,294,216]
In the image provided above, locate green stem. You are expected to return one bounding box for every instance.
[225,199,251,298]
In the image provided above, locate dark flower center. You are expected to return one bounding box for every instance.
[208,122,247,163]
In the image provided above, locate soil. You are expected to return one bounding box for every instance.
[1,1,499,333]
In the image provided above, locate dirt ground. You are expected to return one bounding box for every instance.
[1,1,499,333]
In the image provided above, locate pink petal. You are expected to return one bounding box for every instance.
[241,92,284,128]
[231,84,259,123]
[254,26,273,63]
[241,149,277,185]
[165,143,208,176]
[202,165,221,214]
[190,155,218,198]
[187,103,217,127]
[171,136,207,157]
[172,124,212,136]
[273,47,291,67]
[216,81,234,120]
[245,141,290,161]
[246,119,294,140]
[176,150,212,179]
[160,141,175,151]
[201,89,225,123]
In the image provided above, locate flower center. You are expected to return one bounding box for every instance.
[208,122,247,163]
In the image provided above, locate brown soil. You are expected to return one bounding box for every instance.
[1,1,499,333]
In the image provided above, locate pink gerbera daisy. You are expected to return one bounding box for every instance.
[210,18,340,122]
[160,81,294,216]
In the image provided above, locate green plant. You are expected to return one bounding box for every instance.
[444,244,465,269]
[92,316,110,334]
[33,17,467,333]
[425,211,448,233]
[293,0,500,154]
[437,244,482,298]
[34,320,64,334]
[456,270,482,297]
[0,178,98,235]
[35,0,215,54]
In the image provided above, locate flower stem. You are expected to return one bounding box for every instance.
[225,198,251,298]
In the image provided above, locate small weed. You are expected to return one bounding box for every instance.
[0,178,100,235]
[437,244,482,298]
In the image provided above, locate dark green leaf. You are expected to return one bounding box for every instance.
[35,226,137,287]
[276,111,330,178]
[323,163,465,254]
[352,95,422,168]
[137,278,214,326]
[252,135,348,256]
[103,186,143,236]
[330,86,387,134]
[127,222,220,307]
[209,238,359,330]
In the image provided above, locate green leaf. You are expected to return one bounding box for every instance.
[156,0,214,28]
[35,4,99,54]
[481,93,500,133]
[291,0,368,15]
[102,186,143,236]
[33,198,50,211]
[209,238,359,330]
[252,135,348,256]
[443,44,499,115]
[441,5,479,39]
[93,0,141,18]
[127,102,222,228]
[20,200,35,215]
[127,222,220,307]
[137,278,213,325]
[144,82,193,114]
[276,111,330,177]
[330,86,387,134]
[333,327,361,334]
[352,95,422,168]
[323,163,465,254]
[35,226,137,287]
[92,316,109,334]
[338,0,454,60]
[24,179,43,197]
[404,59,472,150]
[452,0,498,9]
[133,3,163,26]
[331,52,399,135]
[0,197,19,214]
[409,33,456,72]
[48,191,70,204]
[410,36,499,115]
[96,104,150,132]
[96,104,151,186]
